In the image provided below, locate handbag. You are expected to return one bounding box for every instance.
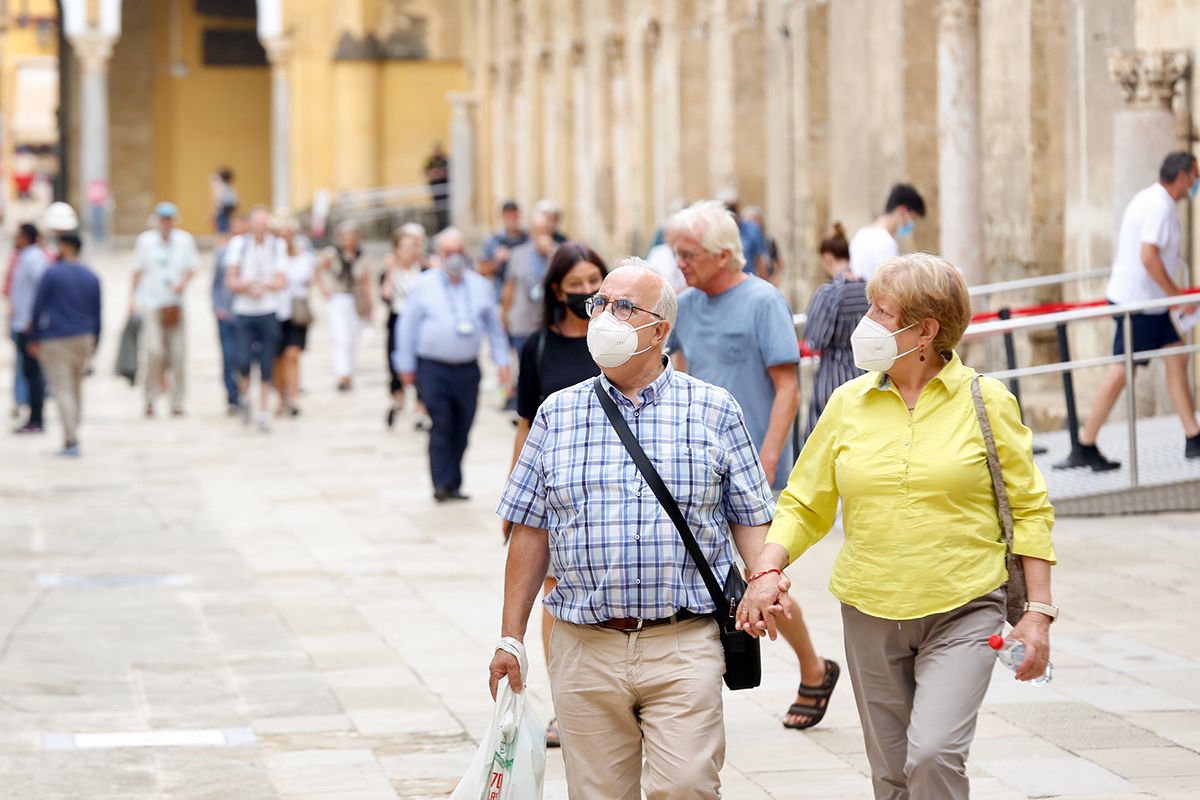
[593,378,761,690]
[291,296,313,327]
[159,305,181,328]
[969,374,1028,627]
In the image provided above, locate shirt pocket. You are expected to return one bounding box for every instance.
[720,332,752,364]
[654,444,725,510]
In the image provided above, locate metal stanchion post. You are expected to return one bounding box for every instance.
[1123,314,1139,488]
[999,307,1046,454]
[1056,322,1081,451]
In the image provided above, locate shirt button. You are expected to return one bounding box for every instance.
[634,534,641,541]
[635,578,642,585]
[636,491,642,497]
[633,410,639,417]
[903,440,910,446]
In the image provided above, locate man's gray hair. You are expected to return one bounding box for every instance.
[615,257,677,328]
[336,219,360,237]
[665,200,746,272]
[434,226,464,253]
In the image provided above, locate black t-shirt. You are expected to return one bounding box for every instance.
[517,328,599,421]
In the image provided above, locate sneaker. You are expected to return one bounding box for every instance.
[288,406,301,418]
[256,411,270,433]
[56,443,81,458]
[145,404,155,418]
[1053,443,1121,471]
[226,404,240,418]
[240,400,252,426]
[1187,433,1200,460]
[13,422,44,434]
[386,407,397,429]
[413,414,432,432]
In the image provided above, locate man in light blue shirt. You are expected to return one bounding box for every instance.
[398,227,510,501]
[9,224,51,434]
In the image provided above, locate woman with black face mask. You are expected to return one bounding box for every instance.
[502,241,607,748]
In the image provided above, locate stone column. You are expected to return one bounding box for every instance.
[707,0,736,193]
[650,2,682,225]
[1108,49,1190,231]
[584,0,613,252]
[448,92,477,232]
[550,24,575,225]
[74,34,116,241]
[332,34,381,192]
[936,0,984,284]
[609,31,633,253]
[262,37,293,213]
[782,0,813,309]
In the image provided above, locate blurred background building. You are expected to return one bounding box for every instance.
[0,0,1195,310]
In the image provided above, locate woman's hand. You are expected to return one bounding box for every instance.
[735,571,793,640]
[1007,612,1052,682]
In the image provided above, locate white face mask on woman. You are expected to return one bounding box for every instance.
[850,316,918,372]
[587,312,660,369]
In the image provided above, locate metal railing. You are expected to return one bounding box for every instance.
[963,292,1200,489]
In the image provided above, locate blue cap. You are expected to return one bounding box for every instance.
[155,202,178,218]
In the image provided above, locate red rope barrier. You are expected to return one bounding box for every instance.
[970,287,1200,323]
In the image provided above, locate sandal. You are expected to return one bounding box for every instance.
[783,659,840,731]
[545,718,561,748]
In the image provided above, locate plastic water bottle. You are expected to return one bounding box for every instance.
[988,634,1053,685]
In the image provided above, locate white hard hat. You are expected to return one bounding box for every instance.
[43,201,80,231]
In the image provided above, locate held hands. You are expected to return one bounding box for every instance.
[735,571,794,640]
[488,645,523,698]
[1008,612,1052,682]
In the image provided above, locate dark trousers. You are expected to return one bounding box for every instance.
[217,318,240,406]
[386,311,402,395]
[14,331,45,425]
[235,313,280,383]
[417,358,480,492]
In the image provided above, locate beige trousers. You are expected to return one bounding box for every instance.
[39,334,94,445]
[549,617,726,800]
[141,310,186,410]
[841,589,1004,800]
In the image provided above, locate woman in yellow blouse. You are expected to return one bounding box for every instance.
[738,253,1056,800]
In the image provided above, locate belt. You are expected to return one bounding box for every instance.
[594,609,702,632]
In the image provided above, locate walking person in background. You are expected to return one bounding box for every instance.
[1062,151,1200,470]
[4,243,30,419]
[397,228,510,502]
[211,168,238,237]
[273,217,316,417]
[804,222,868,439]
[26,233,101,457]
[500,210,556,410]
[424,143,450,232]
[717,187,768,279]
[744,205,784,284]
[317,221,373,392]
[533,198,568,244]
[131,202,197,418]
[849,183,925,281]
[667,201,839,731]
[382,223,426,428]
[9,223,51,435]
[225,206,287,432]
[502,241,607,748]
[213,213,248,415]
[479,200,527,287]
[738,254,1057,800]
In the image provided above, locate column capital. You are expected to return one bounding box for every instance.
[936,0,978,32]
[261,36,294,69]
[71,32,116,72]
[446,91,478,110]
[1108,49,1190,111]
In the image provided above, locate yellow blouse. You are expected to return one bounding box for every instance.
[767,352,1055,620]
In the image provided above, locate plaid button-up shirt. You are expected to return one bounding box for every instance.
[496,360,774,625]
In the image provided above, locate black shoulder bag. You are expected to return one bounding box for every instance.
[593,378,761,690]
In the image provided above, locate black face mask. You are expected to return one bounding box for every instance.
[564,293,592,321]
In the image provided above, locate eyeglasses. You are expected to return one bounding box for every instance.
[672,248,707,264]
[584,294,664,322]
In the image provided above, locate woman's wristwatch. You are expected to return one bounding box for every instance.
[1024,601,1059,623]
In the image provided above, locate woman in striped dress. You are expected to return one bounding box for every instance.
[804,223,870,439]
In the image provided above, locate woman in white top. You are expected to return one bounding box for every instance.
[274,218,316,416]
[317,221,373,391]
[381,223,427,427]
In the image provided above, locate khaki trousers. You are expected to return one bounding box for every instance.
[39,334,94,445]
[141,310,187,410]
[841,589,1004,800]
[549,617,726,800]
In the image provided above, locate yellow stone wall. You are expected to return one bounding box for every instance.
[0,0,59,213]
[380,61,469,188]
[148,2,270,232]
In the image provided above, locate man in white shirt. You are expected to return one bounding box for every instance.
[131,202,197,417]
[849,183,925,281]
[1062,152,1200,470]
[225,206,287,431]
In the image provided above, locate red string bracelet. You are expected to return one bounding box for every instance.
[748,568,782,583]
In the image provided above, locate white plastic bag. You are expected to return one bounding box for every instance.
[450,640,545,800]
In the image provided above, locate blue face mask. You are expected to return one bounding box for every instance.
[897,220,915,238]
[1190,180,1198,199]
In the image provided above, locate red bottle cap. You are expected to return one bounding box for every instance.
[987,634,1005,650]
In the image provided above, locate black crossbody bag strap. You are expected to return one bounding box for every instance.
[592,377,731,619]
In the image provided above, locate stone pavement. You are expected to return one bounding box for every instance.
[1,249,1198,799]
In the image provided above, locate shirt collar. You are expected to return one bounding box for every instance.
[858,350,968,396]
[600,356,674,408]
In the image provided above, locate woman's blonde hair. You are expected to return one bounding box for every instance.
[867,253,972,357]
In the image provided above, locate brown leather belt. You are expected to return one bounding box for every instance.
[595,609,701,632]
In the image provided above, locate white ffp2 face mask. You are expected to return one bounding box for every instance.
[850,316,918,372]
[587,312,660,369]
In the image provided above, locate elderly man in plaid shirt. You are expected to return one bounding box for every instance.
[489,261,775,798]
